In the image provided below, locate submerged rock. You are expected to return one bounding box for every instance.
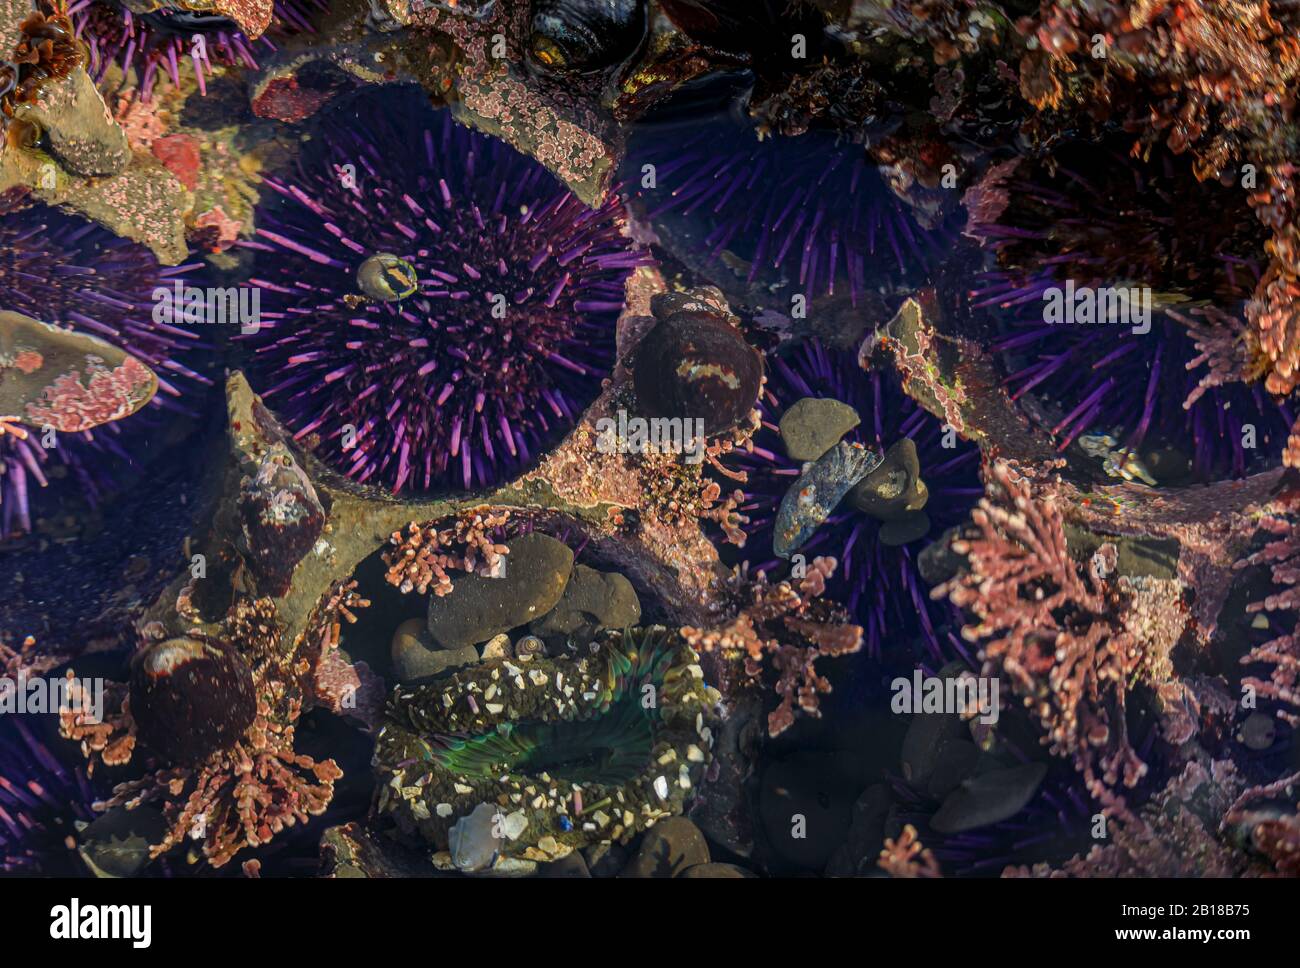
[824,785,893,877]
[930,763,1049,834]
[426,532,575,648]
[621,817,710,877]
[391,618,480,684]
[759,753,862,872]
[779,396,861,462]
[879,509,931,546]
[679,861,755,878]
[848,437,928,520]
[539,852,592,878]
[77,806,169,879]
[529,564,642,644]
[583,842,629,877]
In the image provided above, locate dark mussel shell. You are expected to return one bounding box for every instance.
[139,7,241,35]
[659,0,829,68]
[527,0,648,76]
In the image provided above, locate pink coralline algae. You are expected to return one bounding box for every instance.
[682,556,864,737]
[1008,759,1255,878]
[382,509,512,597]
[932,461,1190,821]
[879,824,942,878]
[1231,477,1300,869]
[22,354,157,432]
[1237,489,1300,725]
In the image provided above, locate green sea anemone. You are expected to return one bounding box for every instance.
[374,627,719,866]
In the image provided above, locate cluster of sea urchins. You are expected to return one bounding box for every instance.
[374,627,718,867]
[0,202,208,536]
[240,85,647,494]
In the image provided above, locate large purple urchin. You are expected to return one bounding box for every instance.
[979,303,1294,479]
[720,339,982,661]
[627,119,956,308]
[69,0,326,99]
[239,85,648,495]
[966,143,1291,479]
[0,202,209,536]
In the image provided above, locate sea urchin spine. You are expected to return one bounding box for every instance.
[241,86,647,494]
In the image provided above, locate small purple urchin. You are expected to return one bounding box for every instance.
[0,202,209,536]
[628,119,956,307]
[70,0,326,99]
[239,85,648,495]
[721,339,982,661]
[966,142,1292,479]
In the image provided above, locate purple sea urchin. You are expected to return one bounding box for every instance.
[70,0,325,99]
[966,144,1268,306]
[0,202,209,535]
[985,308,1294,480]
[721,339,981,660]
[628,119,955,310]
[0,715,95,875]
[965,142,1293,479]
[239,85,647,494]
